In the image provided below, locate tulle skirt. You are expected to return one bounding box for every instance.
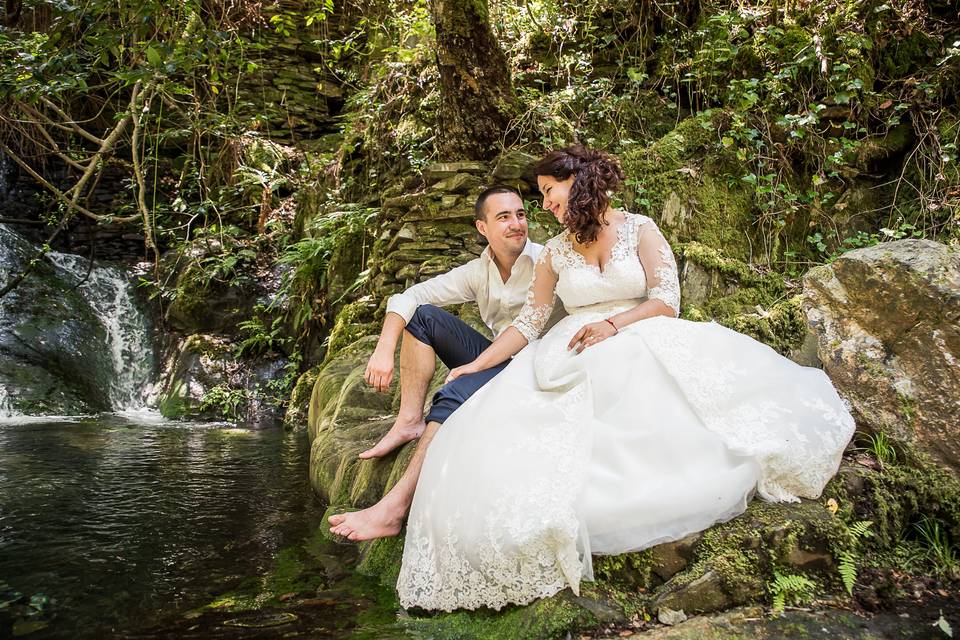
[396,309,854,611]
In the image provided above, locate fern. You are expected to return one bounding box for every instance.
[850,520,875,540]
[837,549,858,595]
[769,573,816,612]
[836,520,873,595]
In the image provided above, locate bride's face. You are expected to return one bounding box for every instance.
[537,174,576,224]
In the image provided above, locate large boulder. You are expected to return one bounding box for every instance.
[803,239,960,472]
[161,238,261,334]
[0,225,115,414]
[157,334,287,427]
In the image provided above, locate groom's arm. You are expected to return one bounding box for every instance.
[365,261,482,392]
[365,312,407,392]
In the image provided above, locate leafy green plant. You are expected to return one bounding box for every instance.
[275,207,375,333]
[915,517,959,580]
[837,520,874,595]
[768,572,817,612]
[199,384,247,419]
[236,312,289,358]
[865,432,898,467]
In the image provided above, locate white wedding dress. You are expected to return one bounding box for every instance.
[396,212,855,611]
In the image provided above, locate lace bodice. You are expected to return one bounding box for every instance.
[513,212,680,341]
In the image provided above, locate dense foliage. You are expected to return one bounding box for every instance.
[1,0,957,393]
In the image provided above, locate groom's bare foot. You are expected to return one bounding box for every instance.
[358,416,425,459]
[328,500,405,541]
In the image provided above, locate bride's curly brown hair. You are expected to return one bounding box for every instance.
[531,144,625,244]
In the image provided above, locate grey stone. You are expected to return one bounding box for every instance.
[655,570,741,614]
[492,150,538,181]
[429,173,483,195]
[651,533,701,581]
[657,607,688,626]
[803,239,960,472]
[422,162,487,183]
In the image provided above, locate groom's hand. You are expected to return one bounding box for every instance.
[365,347,395,392]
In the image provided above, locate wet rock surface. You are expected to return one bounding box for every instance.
[0,225,118,414]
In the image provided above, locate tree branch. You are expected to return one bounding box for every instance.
[0,141,139,223]
[39,97,106,145]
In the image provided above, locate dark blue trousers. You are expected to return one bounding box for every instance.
[404,304,509,424]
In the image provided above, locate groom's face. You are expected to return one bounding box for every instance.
[475,192,528,260]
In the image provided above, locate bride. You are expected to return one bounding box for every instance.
[395,145,855,611]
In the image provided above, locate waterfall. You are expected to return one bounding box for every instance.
[0,149,8,199]
[0,385,14,418]
[45,252,155,410]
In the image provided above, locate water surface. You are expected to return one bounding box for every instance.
[0,412,319,638]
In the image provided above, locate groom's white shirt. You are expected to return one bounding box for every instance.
[385,239,543,338]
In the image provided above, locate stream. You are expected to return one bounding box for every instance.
[0,412,320,638]
[0,226,394,639]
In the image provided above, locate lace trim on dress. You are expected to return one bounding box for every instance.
[396,366,594,611]
[554,211,634,273]
[512,248,557,342]
[637,318,855,502]
[649,244,681,315]
[640,223,681,316]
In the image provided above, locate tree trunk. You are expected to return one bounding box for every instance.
[429,0,518,161]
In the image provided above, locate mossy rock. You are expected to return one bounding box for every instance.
[619,111,760,263]
[826,455,960,551]
[651,500,846,615]
[157,334,233,420]
[0,226,116,414]
[163,245,257,335]
[402,589,622,640]
[283,364,322,430]
[308,335,408,504]
[677,242,808,356]
[803,239,960,472]
[323,298,380,364]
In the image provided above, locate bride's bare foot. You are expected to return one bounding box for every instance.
[358,416,425,459]
[328,499,405,541]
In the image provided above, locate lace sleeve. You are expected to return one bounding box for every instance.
[636,218,680,316]
[511,247,559,342]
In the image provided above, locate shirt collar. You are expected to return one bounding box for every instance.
[481,239,539,267]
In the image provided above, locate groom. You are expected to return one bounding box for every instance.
[329,185,544,540]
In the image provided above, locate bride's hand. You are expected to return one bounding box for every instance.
[568,320,617,353]
[446,362,481,384]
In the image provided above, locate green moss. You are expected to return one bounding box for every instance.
[619,112,759,262]
[402,591,600,640]
[728,295,808,356]
[837,452,960,549]
[661,501,849,611]
[356,536,405,586]
[283,365,322,429]
[324,299,380,362]
[677,242,804,352]
[878,31,937,78]
[593,550,657,591]
[680,241,769,285]
[157,379,188,419]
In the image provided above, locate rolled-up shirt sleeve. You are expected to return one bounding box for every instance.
[385,260,481,324]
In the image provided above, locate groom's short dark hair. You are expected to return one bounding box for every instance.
[475,185,523,221]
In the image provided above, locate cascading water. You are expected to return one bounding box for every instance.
[0,385,14,417]
[0,148,9,198]
[45,251,155,410]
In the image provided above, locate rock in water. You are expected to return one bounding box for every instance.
[803,239,960,472]
[0,225,115,414]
